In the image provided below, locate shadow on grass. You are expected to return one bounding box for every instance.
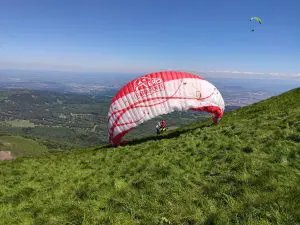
[97,121,216,149]
[124,128,193,146]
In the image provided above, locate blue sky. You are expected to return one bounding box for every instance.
[0,0,299,76]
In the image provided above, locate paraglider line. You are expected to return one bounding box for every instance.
[109,86,215,140]
[108,82,185,136]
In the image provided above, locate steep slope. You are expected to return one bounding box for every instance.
[0,135,48,159]
[0,88,299,225]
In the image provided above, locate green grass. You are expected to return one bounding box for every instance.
[0,135,48,158]
[0,88,299,224]
[5,119,36,128]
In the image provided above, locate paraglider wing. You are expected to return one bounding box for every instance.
[249,16,262,32]
[107,71,225,146]
[250,16,262,24]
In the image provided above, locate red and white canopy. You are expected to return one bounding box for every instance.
[107,71,225,145]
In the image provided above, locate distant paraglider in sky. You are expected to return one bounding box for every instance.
[107,71,225,146]
[250,16,262,32]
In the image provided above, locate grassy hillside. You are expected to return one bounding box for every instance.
[0,135,48,158]
[0,88,299,225]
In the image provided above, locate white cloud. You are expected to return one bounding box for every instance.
[204,70,300,80]
[206,70,286,76]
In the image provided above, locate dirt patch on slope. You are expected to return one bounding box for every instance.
[0,151,14,160]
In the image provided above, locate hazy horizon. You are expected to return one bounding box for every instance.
[0,68,299,83]
[1,68,299,98]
